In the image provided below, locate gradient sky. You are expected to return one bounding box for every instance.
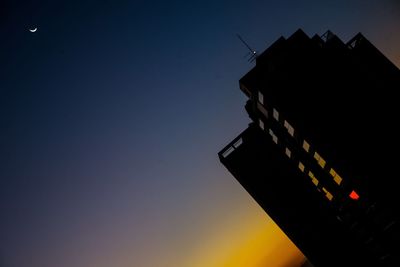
[1,1,399,267]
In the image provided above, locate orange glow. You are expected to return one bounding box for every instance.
[221,221,305,267]
[349,190,360,200]
[181,204,305,267]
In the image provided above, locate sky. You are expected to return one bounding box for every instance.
[1,1,399,267]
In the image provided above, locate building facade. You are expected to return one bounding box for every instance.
[219,29,399,267]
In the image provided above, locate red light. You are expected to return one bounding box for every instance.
[349,190,360,200]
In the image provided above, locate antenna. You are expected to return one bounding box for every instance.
[237,34,257,62]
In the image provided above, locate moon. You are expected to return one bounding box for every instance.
[29,28,37,33]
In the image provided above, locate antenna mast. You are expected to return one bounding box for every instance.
[237,34,258,62]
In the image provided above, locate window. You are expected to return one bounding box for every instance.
[222,146,235,158]
[314,152,326,168]
[285,148,291,158]
[259,119,264,130]
[333,174,342,185]
[268,129,274,136]
[308,171,319,186]
[257,102,268,118]
[318,158,326,168]
[322,187,333,201]
[330,168,342,185]
[303,140,310,152]
[233,138,243,148]
[284,120,295,136]
[258,91,264,105]
[298,162,305,172]
[268,129,278,144]
[273,108,279,121]
[272,134,278,144]
[284,120,289,129]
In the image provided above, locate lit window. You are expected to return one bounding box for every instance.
[333,174,342,185]
[318,158,326,168]
[285,148,291,158]
[269,129,278,144]
[298,162,305,172]
[268,129,274,136]
[314,152,326,168]
[259,119,264,130]
[273,108,279,121]
[349,190,360,200]
[308,171,314,179]
[322,187,333,201]
[283,120,289,129]
[312,177,319,186]
[272,134,278,144]
[330,168,342,185]
[284,120,295,136]
[303,140,310,152]
[258,91,264,105]
[288,126,294,136]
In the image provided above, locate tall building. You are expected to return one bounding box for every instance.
[218,29,400,267]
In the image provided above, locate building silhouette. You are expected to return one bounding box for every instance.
[218,29,400,267]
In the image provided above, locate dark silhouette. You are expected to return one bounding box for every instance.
[219,29,400,267]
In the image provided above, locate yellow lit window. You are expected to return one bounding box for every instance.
[308,171,314,179]
[298,162,305,172]
[285,148,291,158]
[318,158,326,168]
[314,152,326,168]
[330,168,342,185]
[322,187,333,201]
[312,177,319,186]
[334,174,342,185]
[303,140,310,152]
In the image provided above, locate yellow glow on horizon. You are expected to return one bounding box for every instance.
[220,221,305,267]
[181,201,305,267]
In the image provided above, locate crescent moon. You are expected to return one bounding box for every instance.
[29,28,37,33]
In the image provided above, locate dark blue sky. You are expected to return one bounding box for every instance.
[1,1,399,267]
